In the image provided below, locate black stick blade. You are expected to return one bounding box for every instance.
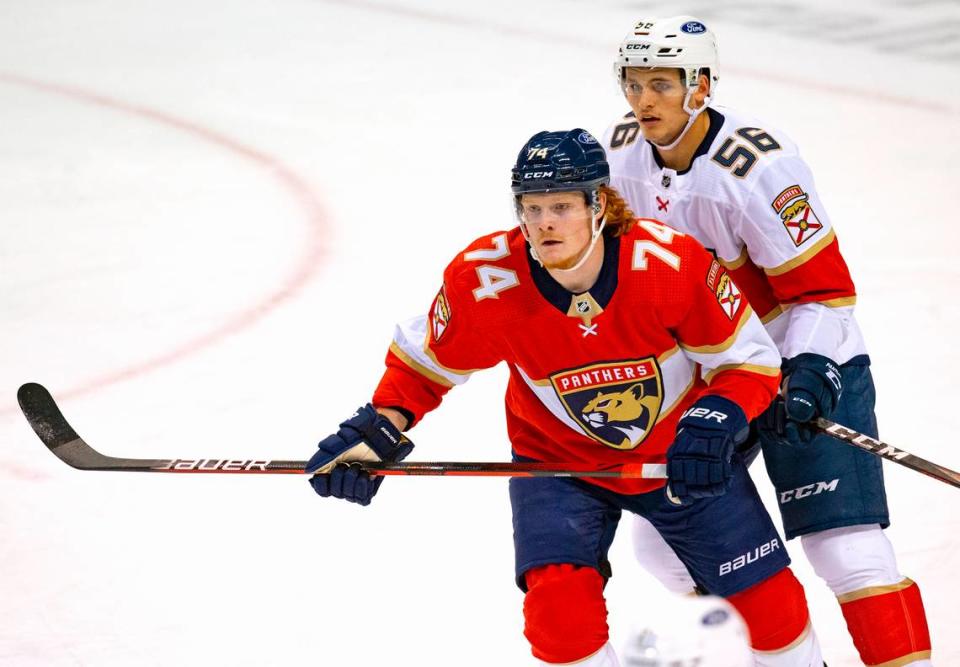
[17,382,286,473]
[18,382,80,450]
[17,382,124,470]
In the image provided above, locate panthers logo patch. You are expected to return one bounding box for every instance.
[550,359,663,450]
[772,185,823,246]
[706,260,742,320]
[430,285,451,342]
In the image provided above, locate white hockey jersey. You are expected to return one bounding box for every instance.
[602,106,867,364]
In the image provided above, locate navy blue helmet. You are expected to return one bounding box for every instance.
[511,128,610,195]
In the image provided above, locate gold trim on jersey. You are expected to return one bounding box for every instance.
[819,295,857,308]
[703,363,781,385]
[652,345,692,425]
[525,373,553,387]
[871,651,932,667]
[679,304,755,355]
[658,344,681,366]
[764,229,836,277]
[719,246,750,271]
[764,297,854,322]
[421,330,487,377]
[761,305,785,324]
[654,370,695,425]
[836,578,915,604]
[389,342,455,389]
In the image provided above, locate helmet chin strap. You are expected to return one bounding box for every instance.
[522,213,607,273]
[650,88,711,152]
[553,210,606,274]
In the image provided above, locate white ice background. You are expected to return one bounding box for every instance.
[1,0,958,665]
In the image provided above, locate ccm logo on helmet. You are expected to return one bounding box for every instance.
[681,21,707,34]
[625,43,651,51]
[523,171,554,179]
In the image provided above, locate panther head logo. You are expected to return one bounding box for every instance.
[551,359,664,450]
[581,382,661,449]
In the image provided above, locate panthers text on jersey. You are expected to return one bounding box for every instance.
[372,221,781,494]
[602,106,866,363]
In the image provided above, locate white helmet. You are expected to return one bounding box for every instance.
[614,16,720,150]
[621,595,753,667]
[614,16,719,95]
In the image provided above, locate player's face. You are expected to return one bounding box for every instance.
[621,68,690,146]
[519,192,593,270]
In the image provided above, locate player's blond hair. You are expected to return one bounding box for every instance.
[600,185,637,238]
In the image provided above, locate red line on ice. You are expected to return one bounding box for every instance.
[0,72,330,411]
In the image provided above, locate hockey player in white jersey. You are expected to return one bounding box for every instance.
[602,16,932,667]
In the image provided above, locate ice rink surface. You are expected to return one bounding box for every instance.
[1,0,958,664]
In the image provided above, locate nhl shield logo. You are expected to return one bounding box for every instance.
[550,359,663,450]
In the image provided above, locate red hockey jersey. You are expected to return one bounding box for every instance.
[373,220,781,494]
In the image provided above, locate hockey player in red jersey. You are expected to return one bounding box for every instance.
[306,129,826,665]
[602,16,932,667]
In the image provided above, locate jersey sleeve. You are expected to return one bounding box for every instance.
[670,236,782,420]
[372,257,503,427]
[736,153,858,359]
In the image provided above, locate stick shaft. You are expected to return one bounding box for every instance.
[17,383,665,479]
[154,460,665,478]
[816,418,960,489]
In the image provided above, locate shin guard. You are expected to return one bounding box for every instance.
[523,564,610,664]
[839,578,931,666]
[728,568,823,666]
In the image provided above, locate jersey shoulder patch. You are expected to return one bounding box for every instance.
[429,283,452,342]
[770,184,825,247]
[705,259,743,320]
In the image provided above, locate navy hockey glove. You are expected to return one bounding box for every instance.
[667,395,749,502]
[306,404,414,506]
[783,353,842,421]
[763,353,843,445]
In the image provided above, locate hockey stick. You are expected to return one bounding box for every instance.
[816,418,960,489]
[16,383,666,479]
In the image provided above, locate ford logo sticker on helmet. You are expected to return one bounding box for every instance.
[681,21,707,34]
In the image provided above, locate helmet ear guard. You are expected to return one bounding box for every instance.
[591,189,603,216]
